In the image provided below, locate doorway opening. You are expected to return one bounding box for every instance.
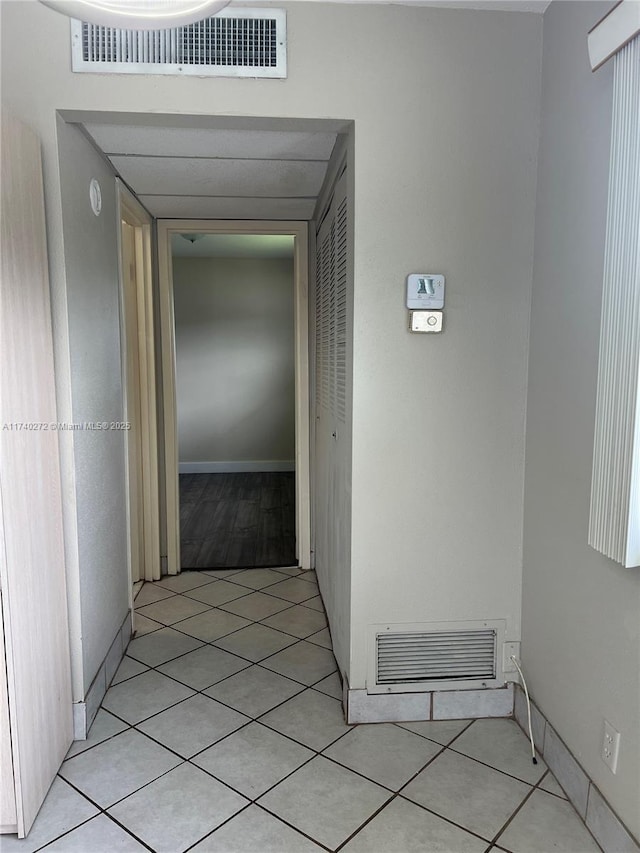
[157,220,311,576]
[172,232,297,569]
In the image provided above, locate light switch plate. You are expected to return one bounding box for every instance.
[410,310,443,333]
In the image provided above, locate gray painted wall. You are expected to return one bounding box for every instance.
[173,257,295,467]
[523,1,640,837]
[56,119,130,693]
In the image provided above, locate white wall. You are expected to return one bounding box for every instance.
[56,119,130,693]
[173,256,295,468]
[1,1,541,706]
[523,1,640,837]
[347,10,542,685]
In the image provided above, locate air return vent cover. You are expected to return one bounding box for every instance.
[368,620,505,694]
[70,9,286,78]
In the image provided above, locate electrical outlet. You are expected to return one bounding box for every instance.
[602,720,620,773]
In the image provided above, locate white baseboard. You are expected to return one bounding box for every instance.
[346,683,514,724]
[179,460,295,474]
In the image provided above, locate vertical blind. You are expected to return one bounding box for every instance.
[589,36,640,567]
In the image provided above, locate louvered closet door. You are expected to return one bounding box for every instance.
[314,168,348,584]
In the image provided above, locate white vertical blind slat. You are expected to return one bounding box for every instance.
[589,37,640,567]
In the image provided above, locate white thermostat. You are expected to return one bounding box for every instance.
[407,273,445,309]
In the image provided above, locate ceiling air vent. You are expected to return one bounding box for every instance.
[70,9,286,78]
[369,620,505,694]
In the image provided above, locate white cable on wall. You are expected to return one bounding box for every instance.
[511,656,537,765]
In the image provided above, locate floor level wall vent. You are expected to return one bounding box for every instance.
[368,620,506,694]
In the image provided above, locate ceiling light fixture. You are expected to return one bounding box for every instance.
[38,0,231,30]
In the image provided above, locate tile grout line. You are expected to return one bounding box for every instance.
[63,569,570,853]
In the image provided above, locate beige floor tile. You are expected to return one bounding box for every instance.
[403,748,531,839]
[190,805,324,852]
[342,796,487,853]
[110,656,149,686]
[213,623,298,662]
[108,763,248,853]
[193,722,313,798]
[155,572,216,593]
[44,814,148,852]
[184,579,251,607]
[204,665,304,717]
[220,591,293,621]
[0,778,98,853]
[396,718,471,745]
[261,640,336,684]
[312,671,343,701]
[137,694,250,758]
[59,729,181,807]
[452,719,547,784]
[258,756,390,850]
[101,669,194,724]
[126,626,204,667]
[259,689,350,751]
[260,604,327,639]
[300,595,325,612]
[229,569,288,590]
[264,577,320,603]
[497,789,601,852]
[133,584,175,608]
[174,609,251,643]
[306,627,333,649]
[136,594,211,626]
[66,710,128,758]
[324,723,441,791]
[539,771,568,798]
[131,613,163,637]
[158,644,250,690]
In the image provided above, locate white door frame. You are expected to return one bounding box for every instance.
[116,182,161,584]
[157,219,311,574]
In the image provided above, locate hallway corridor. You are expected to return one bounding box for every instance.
[5,568,600,852]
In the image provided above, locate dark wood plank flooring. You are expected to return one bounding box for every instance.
[179,472,297,570]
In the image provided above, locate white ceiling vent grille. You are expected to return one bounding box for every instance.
[70,9,286,78]
[369,621,505,694]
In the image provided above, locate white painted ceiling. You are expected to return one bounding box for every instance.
[80,121,339,220]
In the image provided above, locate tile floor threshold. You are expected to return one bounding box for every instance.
[4,567,603,853]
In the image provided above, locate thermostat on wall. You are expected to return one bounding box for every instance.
[407,273,445,309]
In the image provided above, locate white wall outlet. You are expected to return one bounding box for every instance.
[602,720,620,773]
[502,642,520,675]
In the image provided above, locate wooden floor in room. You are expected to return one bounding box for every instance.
[179,472,296,570]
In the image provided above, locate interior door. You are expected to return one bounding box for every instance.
[121,220,145,584]
[118,187,160,583]
[0,111,73,837]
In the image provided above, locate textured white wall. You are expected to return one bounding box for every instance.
[1,1,540,709]
[56,119,130,691]
[523,1,640,837]
[173,257,295,466]
[347,10,542,685]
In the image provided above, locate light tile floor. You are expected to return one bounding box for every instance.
[3,567,603,853]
